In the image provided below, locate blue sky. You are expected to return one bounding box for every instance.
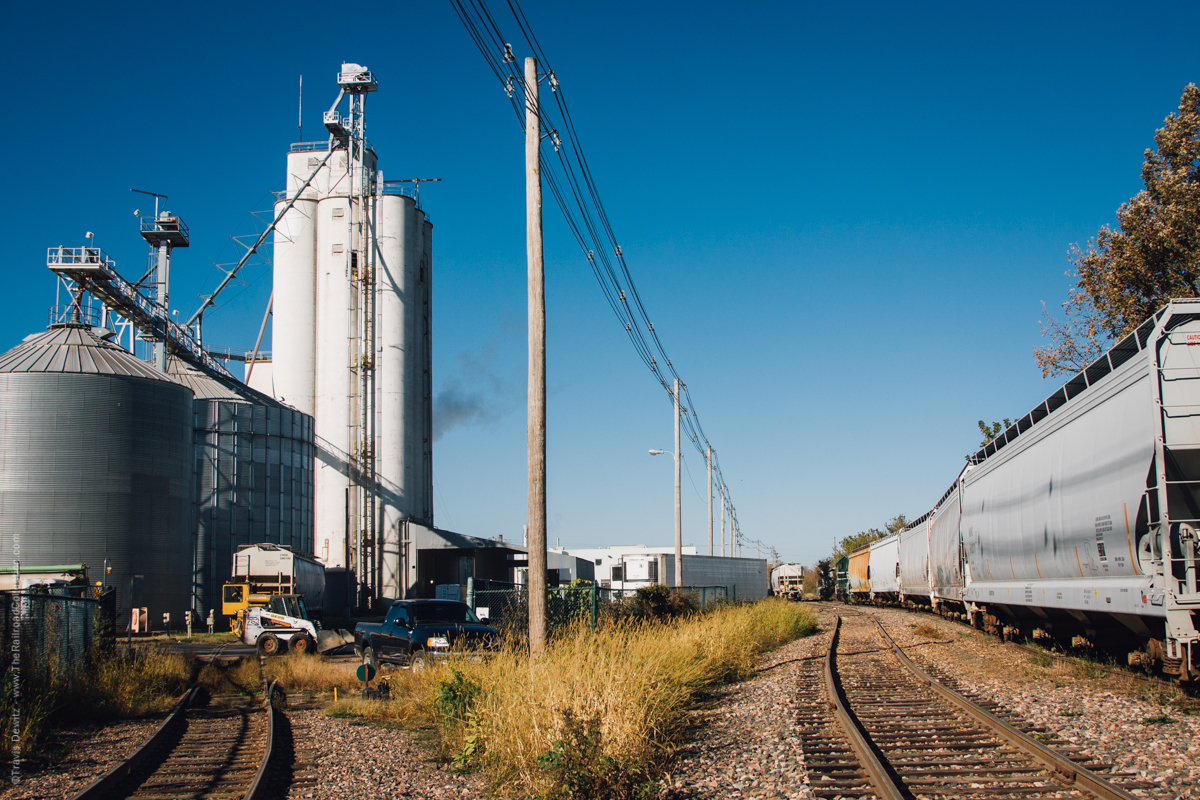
[1,1,1198,565]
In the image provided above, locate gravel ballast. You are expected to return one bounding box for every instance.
[282,709,486,800]
[858,605,1200,800]
[2,716,166,799]
[659,629,829,800]
[9,606,1196,800]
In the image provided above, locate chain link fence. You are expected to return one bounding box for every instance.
[0,589,116,691]
[466,581,730,637]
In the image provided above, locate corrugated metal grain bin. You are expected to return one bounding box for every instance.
[0,324,194,627]
[167,357,314,621]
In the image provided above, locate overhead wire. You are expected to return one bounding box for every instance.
[450,0,771,557]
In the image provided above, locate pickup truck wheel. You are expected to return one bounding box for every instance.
[410,652,430,672]
[256,633,282,657]
[362,646,378,670]
[291,635,314,655]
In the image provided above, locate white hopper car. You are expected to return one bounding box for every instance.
[853,300,1200,680]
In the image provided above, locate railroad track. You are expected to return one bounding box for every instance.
[796,612,1150,799]
[71,680,282,800]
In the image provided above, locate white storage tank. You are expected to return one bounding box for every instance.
[270,142,433,604]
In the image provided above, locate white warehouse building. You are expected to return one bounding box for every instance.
[558,545,769,601]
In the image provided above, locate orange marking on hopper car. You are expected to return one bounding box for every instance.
[1075,546,1084,577]
[1009,556,1016,579]
[1125,502,1139,576]
[1034,552,1042,579]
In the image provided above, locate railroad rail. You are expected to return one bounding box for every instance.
[797,612,1147,799]
[71,680,282,800]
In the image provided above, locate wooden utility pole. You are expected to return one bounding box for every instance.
[525,56,547,653]
[707,446,713,557]
[674,377,682,588]
[720,484,726,557]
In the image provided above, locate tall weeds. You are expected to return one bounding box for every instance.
[1,649,191,763]
[444,598,815,798]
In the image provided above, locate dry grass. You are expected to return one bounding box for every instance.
[313,600,817,798]
[265,653,365,693]
[75,649,192,718]
[2,648,193,762]
[193,651,370,699]
[910,623,945,640]
[437,598,816,797]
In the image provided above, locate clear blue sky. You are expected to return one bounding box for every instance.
[1,1,1197,565]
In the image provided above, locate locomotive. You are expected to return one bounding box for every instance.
[844,299,1200,681]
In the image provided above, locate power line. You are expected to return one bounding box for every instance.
[449,0,769,557]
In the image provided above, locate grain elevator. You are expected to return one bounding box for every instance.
[0,62,431,629]
[253,63,433,609]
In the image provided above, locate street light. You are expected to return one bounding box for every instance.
[648,444,682,588]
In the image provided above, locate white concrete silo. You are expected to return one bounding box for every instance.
[271,194,317,416]
[375,194,434,597]
[268,64,432,605]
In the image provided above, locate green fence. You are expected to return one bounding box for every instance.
[465,581,730,636]
[0,589,116,690]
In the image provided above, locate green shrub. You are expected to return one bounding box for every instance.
[434,668,481,722]
[535,709,657,800]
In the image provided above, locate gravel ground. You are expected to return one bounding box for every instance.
[0,716,166,799]
[12,608,1194,800]
[659,627,830,800]
[858,605,1200,800]
[283,710,486,799]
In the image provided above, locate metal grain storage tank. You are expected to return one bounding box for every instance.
[0,324,194,625]
[166,357,314,622]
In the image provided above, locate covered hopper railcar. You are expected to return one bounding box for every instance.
[871,300,1200,680]
[847,545,871,601]
[868,535,900,601]
[898,515,931,604]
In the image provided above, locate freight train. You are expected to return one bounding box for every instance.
[840,300,1200,681]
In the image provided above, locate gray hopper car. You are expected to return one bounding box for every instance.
[851,299,1200,681]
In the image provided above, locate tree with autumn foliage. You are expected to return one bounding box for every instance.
[1035,84,1200,378]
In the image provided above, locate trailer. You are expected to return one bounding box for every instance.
[222,544,325,628]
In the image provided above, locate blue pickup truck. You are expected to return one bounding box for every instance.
[353,599,501,670]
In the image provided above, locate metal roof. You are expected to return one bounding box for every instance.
[0,324,169,380]
[166,355,287,408]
